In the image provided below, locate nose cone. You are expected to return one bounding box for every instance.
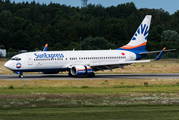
[4,61,11,70]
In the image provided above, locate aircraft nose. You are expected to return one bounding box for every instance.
[4,61,11,69]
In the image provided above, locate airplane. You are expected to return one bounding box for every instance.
[4,15,175,78]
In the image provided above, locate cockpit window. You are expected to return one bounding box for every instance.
[16,58,21,61]
[11,57,21,61]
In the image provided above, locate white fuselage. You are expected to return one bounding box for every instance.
[4,50,137,72]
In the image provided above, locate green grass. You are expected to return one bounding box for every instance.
[1,85,179,109]
[1,80,179,119]
[1,85,179,95]
[1,106,179,120]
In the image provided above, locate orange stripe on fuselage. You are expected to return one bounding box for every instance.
[120,42,146,49]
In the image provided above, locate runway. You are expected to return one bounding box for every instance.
[0,73,179,80]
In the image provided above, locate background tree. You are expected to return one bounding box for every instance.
[161,30,179,42]
[81,36,115,50]
[0,1,178,55]
[0,10,12,31]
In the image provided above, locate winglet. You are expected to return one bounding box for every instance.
[43,44,48,51]
[155,47,166,61]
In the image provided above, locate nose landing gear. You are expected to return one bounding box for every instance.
[19,74,24,78]
[14,71,24,78]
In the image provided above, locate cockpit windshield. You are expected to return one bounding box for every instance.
[11,57,21,61]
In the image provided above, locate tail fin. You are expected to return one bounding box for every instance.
[43,44,48,51]
[118,15,152,51]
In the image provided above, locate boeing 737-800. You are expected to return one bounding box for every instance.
[4,15,175,78]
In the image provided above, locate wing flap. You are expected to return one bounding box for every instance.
[90,60,151,67]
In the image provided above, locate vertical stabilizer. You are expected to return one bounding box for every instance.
[119,15,152,51]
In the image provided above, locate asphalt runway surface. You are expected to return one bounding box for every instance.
[0,73,179,80]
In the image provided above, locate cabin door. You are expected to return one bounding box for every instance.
[27,55,33,65]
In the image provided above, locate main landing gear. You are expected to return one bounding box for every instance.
[87,72,95,77]
[68,71,74,77]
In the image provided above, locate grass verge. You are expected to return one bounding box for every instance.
[1,78,179,119]
[1,106,179,120]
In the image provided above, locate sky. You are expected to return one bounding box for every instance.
[13,0,179,15]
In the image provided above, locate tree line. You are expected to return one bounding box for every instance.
[0,0,179,54]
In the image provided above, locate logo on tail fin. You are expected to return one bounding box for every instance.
[132,24,149,41]
[117,15,152,51]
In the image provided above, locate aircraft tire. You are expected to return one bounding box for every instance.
[19,74,24,78]
[87,72,95,77]
[68,71,73,77]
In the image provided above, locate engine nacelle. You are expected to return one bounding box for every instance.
[70,65,93,76]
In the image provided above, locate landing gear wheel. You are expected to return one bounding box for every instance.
[19,74,24,78]
[87,72,95,77]
[68,71,73,77]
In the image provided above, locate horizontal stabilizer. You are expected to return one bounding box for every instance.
[139,49,176,55]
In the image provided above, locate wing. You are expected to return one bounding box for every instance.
[89,60,151,71]
[65,59,151,72]
[90,60,150,67]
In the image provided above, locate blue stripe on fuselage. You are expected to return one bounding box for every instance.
[12,68,70,72]
[116,48,147,60]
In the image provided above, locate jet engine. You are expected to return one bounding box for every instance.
[70,65,93,76]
